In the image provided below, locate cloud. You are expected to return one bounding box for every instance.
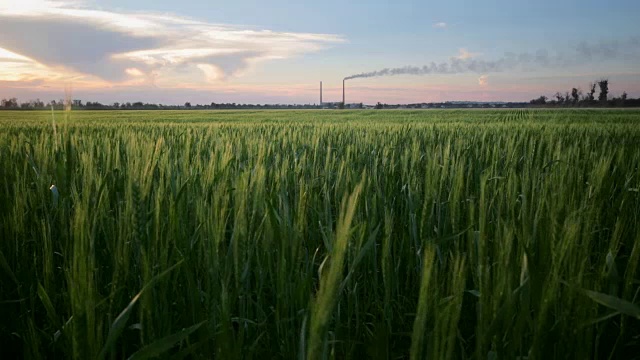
[478,75,489,86]
[196,64,225,82]
[455,48,480,60]
[432,22,447,29]
[0,0,345,86]
[125,68,145,77]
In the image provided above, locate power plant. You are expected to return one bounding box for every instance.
[317,79,348,108]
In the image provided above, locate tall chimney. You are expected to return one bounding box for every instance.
[320,81,323,105]
[342,79,345,105]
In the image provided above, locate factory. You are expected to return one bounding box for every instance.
[318,80,355,109]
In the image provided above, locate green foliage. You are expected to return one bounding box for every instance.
[1,109,640,359]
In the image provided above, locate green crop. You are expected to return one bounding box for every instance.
[1,109,639,359]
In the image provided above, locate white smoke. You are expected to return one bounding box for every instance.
[344,38,640,81]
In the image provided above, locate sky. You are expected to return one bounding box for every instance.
[0,0,639,104]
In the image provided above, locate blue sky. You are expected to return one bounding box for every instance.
[0,0,639,104]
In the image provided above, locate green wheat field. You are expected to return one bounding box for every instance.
[1,109,639,359]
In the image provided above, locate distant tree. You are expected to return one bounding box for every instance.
[1,98,18,108]
[530,96,547,105]
[598,79,609,104]
[571,88,581,104]
[49,100,64,110]
[586,83,597,102]
[29,99,44,109]
[612,92,629,107]
[375,102,383,109]
[555,92,564,104]
[113,102,120,108]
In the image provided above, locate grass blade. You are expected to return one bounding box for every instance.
[126,321,205,360]
[99,260,184,360]
[583,289,640,320]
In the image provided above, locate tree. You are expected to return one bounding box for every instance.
[1,98,18,109]
[555,92,565,104]
[587,83,597,102]
[598,79,609,104]
[571,88,581,104]
[375,102,383,109]
[529,96,547,105]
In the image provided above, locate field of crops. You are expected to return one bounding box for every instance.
[1,109,639,359]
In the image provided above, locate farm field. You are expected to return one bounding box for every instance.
[1,109,640,359]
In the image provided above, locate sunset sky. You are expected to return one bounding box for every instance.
[1,0,639,104]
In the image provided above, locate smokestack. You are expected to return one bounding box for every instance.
[342,79,345,105]
[320,81,323,104]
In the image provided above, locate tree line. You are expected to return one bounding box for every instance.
[2,83,638,110]
[0,98,331,110]
[530,79,640,107]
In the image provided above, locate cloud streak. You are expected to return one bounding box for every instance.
[0,0,345,86]
[344,38,640,80]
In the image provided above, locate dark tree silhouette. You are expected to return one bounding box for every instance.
[1,98,18,108]
[571,88,581,104]
[530,96,547,105]
[529,80,635,108]
[598,79,609,104]
[587,83,597,102]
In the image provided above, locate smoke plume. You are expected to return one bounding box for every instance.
[344,38,640,81]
